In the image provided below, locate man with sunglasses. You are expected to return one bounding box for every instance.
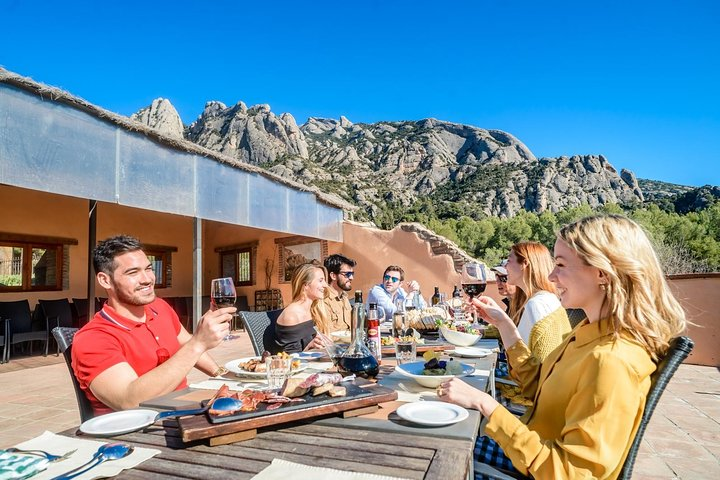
[72,235,234,416]
[324,253,357,331]
[367,265,426,320]
[491,259,516,312]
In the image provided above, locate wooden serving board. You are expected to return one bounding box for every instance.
[177,382,398,444]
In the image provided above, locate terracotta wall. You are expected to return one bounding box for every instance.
[666,275,720,366]
[334,222,504,306]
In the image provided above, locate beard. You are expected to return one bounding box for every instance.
[114,283,156,306]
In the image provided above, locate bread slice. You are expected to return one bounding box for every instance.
[281,377,310,398]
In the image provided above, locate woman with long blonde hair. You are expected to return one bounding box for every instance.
[271,263,333,354]
[505,242,571,362]
[439,215,687,479]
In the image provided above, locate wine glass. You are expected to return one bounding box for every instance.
[461,262,487,323]
[210,277,236,340]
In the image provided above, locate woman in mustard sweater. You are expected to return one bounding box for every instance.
[438,215,687,479]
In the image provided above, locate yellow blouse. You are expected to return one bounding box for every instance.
[485,318,656,479]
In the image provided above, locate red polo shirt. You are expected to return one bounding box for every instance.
[71,298,188,415]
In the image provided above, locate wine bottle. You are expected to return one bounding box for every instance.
[366,302,382,362]
[431,286,441,306]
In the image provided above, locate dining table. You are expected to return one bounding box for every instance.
[60,339,499,480]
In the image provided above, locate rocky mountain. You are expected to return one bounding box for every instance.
[637,178,694,202]
[130,98,184,139]
[132,99,646,224]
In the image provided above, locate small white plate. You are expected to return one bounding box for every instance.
[80,409,158,436]
[225,357,307,377]
[396,402,469,426]
[448,346,494,358]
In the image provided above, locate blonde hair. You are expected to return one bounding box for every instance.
[509,242,558,325]
[290,263,331,334]
[558,214,686,359]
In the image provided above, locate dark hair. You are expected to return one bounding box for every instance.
[324,254,356,275]
[93,235,144,275]
[383,265,405,281]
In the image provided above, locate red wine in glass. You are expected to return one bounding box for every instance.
[211,295,236,308]
[462,283,486,299]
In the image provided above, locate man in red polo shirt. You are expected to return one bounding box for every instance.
[72,235,235,415]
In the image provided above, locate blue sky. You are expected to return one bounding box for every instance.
[2,0,718,187]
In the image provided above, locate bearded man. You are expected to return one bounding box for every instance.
[72,235,234,415]
[323,253,357,331]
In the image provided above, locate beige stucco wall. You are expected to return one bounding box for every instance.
[0,185,89,305]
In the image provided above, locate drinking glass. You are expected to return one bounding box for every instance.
[210,277,236,340]
[461,263,487,323]
[395,340,416,365]
[266,355,292,389]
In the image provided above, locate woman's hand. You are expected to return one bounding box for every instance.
[305,331,334,351]
[469,296,508,325]
[437,378,500,418]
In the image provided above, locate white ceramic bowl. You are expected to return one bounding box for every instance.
[440,325,482,347]
[395,361,475,388]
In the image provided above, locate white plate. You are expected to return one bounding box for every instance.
[80,409,158,436]
[396,402,469,426]
[447,346,494,358]
[225,357,307,377]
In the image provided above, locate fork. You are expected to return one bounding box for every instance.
[5,447,77,462]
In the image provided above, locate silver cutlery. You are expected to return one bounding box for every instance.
[50,443,133,480]
[4,447,77,462]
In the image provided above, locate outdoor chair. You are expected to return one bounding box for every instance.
[52,327,95,422]
[476,335,695,480]
[566,308,586,328]
[71,298,91,326]
[239,309,283,355]
[39,298,76,354]
[0,299,51,361]
[0,318,8,363]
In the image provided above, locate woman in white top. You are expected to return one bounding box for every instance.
[505,241,571,363]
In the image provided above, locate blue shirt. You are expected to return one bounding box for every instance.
[367,284,427,321]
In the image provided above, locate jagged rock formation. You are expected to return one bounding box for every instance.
[130,98,184,139]
[185,101,307,165]
[133,99,647,224]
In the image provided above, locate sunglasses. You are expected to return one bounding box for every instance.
[338,271,354,278]
[497,275,508,283]
[383,275,401,283]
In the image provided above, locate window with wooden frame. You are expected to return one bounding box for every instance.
[0,233,77,292]
[143,244,177,289]
[216,243,257,287]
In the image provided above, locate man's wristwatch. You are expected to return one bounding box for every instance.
[211,366,229,377]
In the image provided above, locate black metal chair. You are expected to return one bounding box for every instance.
[0,318,8,363]
[477,335,695,479]
[566,308,586,328]
[52,326,95,422]
[239,309,283,355]
[0,299,52,361]
[71,298,91,326]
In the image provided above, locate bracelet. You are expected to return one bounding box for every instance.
[211,366,229,377]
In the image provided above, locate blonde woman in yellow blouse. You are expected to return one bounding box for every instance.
[438,215,687,479]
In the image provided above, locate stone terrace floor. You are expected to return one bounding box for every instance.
[0,332,718,479]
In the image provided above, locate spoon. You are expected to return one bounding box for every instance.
[50,442,133,480]
[153,396,244,421]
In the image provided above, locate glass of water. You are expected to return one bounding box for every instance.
[266,355,292,389]
[394,340,417,365]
